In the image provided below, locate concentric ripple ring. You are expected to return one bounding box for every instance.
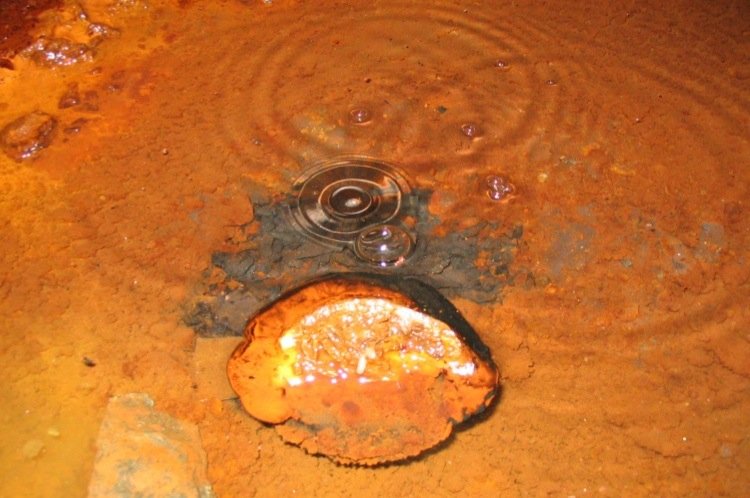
[289,157,413,247]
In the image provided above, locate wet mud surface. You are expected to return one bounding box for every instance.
[1,0,749,497]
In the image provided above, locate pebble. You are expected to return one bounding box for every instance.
[22,439,45,459]
[58,83,81,109]
[64,118,88,135]
[0,111,57,161]
[23,37,93,67]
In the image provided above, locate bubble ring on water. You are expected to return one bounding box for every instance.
[288,156,414,249]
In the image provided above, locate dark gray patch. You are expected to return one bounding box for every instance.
[185,189,523,337]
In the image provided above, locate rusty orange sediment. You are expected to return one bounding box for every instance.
[0,0,748,497]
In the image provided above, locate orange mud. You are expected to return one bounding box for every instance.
[0,0,748,497]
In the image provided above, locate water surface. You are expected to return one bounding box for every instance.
[0,0,748,496]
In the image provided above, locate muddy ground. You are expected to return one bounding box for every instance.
[0,1,748,497]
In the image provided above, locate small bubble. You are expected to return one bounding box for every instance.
[349,107,372,124]
[485,175,516,202]
[495,59,509,69]
[461,123,479,138]
[354,224,414,267]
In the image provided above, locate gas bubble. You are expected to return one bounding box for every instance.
[349,107,372,124]
[354,224,414,267]
[461,123,479,138]
[485,175,516,201]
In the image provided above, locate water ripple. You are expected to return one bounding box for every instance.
[203,0,748,190]
[208,2,574,168]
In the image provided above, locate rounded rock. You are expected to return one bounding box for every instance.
[227,273,500,465]
[1,111,57,161]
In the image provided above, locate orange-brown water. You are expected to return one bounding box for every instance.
[0,0,748,496]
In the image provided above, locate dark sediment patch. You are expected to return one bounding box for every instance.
[185,186,524,337]
[0,0,63,60]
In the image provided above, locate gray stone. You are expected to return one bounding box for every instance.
[88,393,214,498]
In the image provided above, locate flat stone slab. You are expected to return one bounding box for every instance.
[88,393,214,498]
